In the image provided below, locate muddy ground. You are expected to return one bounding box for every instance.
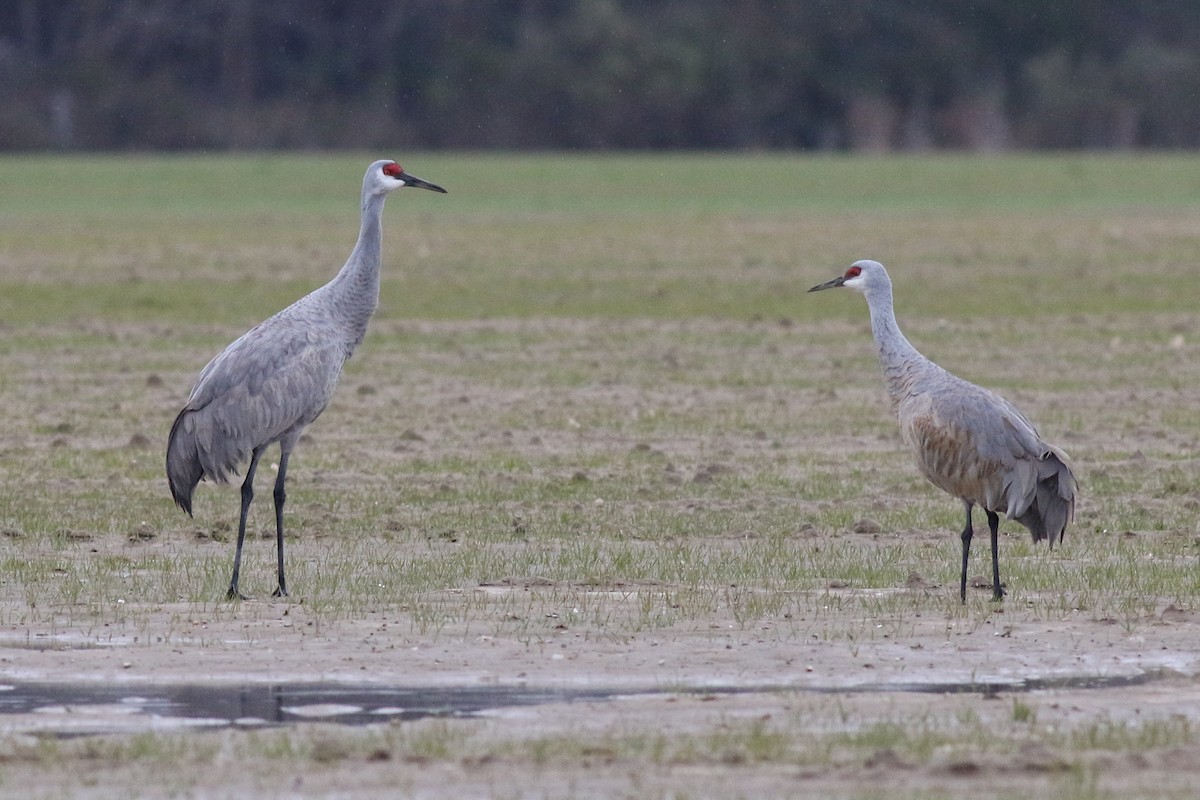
[3,595,1200,798]
[3,313,1200,799]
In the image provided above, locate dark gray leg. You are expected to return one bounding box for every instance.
[959,501,973,604]
[228,446,265,600]
[271,448,290,598]
[986,510,1005,601]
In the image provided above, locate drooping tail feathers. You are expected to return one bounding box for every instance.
[166,407,247,516]
[166,411,201,515]
[1013,445,1076,547]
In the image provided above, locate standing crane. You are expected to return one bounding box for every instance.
[809,260,1076,602]
[167,160,446,600]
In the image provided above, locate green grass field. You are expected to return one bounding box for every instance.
[3,152,1200,797]
[3,152,1199,325]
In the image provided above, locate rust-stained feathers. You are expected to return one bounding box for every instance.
[810,259,1076,603]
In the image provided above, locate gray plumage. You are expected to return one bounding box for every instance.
[809,259,1076,602]
[167,159,446,599]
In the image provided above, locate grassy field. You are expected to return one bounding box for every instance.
[3,152,1200,797]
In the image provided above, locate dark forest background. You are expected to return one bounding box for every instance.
[4,0,1200,151]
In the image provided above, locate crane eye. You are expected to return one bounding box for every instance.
[845,266,862,279]
[382,163,403,177]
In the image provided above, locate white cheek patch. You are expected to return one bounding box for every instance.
[844,275,866,290]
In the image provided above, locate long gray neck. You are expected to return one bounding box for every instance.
[863,281,934,411]
[328,190,388,349]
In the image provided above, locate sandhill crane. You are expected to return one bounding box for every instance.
[167,159,446,600]
[809,259,1076,602]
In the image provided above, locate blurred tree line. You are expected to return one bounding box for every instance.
[3,0,1200,151]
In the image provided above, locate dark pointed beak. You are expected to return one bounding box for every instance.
[401,173,447,194]
[808,275,846,292]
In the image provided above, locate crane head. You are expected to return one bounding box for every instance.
[372,160,448,195]
[808,260,884,294]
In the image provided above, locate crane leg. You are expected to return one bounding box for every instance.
[271,449,290,598]
[986,510,1005,601]
[228,446,265,600]
[959,501,973,604]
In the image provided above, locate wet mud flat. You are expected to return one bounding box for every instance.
[0,669,1175,737]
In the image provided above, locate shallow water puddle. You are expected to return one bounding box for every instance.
[0,683,615,735]
[0,670,1174,736]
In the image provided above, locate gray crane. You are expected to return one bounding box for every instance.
[167,159,446,600]
[809,259,1076,602]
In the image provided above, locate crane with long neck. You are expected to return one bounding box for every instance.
[167,160,446,600]
[810,259,1077,602]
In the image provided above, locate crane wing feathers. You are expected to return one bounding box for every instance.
[171,320,346,485]
[918,382,1043,463]
[901,379,1076,543]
